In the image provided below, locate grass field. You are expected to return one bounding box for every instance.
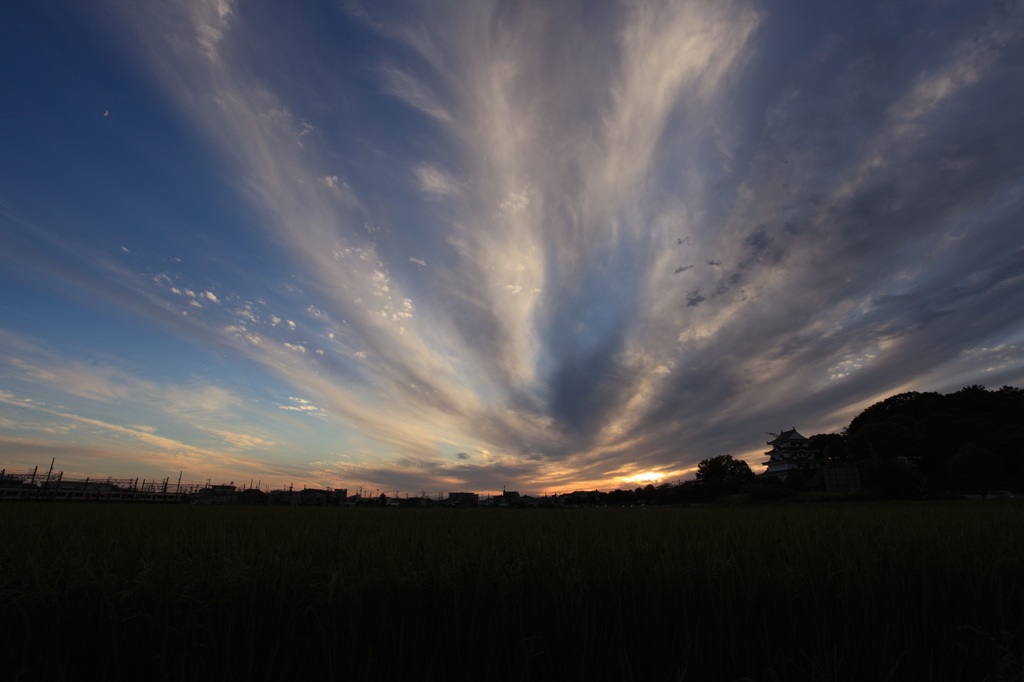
[1,502,1022,681]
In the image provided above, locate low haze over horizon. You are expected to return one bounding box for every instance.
[2,0,1023,494]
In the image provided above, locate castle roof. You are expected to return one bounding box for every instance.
[767,428,806,445]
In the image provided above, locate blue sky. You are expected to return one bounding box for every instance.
[2,0,1023,494]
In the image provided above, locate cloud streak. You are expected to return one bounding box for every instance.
[2,0,1022,492]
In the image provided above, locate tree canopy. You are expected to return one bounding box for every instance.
[552,384,1023,505]
[825,384,1024,494]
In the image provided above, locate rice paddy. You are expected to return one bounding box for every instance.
[1,502,1021,681]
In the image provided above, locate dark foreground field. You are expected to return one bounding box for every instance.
[1,502,1022,681]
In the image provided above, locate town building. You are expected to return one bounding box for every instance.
[446,492,479,507]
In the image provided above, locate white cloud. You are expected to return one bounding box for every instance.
[191,0,237,61]
[370,270,389,294]
[278,396,326,416]
[415,164,459,196]
[78,0,1024,493]
[499,191,529,214]
[207,427,273,449]
[380,64,453,123]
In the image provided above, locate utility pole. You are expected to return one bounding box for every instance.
[43,458,55,500]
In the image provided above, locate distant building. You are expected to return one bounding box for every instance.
[236,488,268,505]
[762,428,823,477]
[446,492,479,507]
[192,483,237,504]
[270,489,300,506]
[563,491,599,506]
[494,490,521,507]
[299,488,331,506]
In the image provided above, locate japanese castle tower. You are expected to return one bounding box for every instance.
[762,428,822,477]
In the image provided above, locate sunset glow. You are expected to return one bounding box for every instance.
[1,1,1022,494]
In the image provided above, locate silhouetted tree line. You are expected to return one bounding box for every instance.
[814,384,1024,497]
[577,385,1024,505]
[181,385,1023,508]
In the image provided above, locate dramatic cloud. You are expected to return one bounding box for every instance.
[1,0,1022,492]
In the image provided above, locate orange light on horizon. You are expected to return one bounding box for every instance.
[621,471,665,485]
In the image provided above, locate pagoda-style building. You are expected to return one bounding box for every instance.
[762,428,822,477]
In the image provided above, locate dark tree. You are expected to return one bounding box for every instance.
[946,444,1003,493]
[810,432,848,461]
[841,384,1024,495]
[695,455,755,498]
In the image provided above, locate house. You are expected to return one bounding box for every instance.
[299,488,331,506]
[192,483,237,504]
[270,488,300,506]
[446,492,479,507]
[236,488,268,505]
[493,489,521,507]
[762,428,822,478]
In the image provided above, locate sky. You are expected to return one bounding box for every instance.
[1,0,1023,495]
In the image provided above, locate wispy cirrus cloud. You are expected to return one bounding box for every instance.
[0,331,297,478]
[2,0,1022,492]
[111,0,1024,482]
